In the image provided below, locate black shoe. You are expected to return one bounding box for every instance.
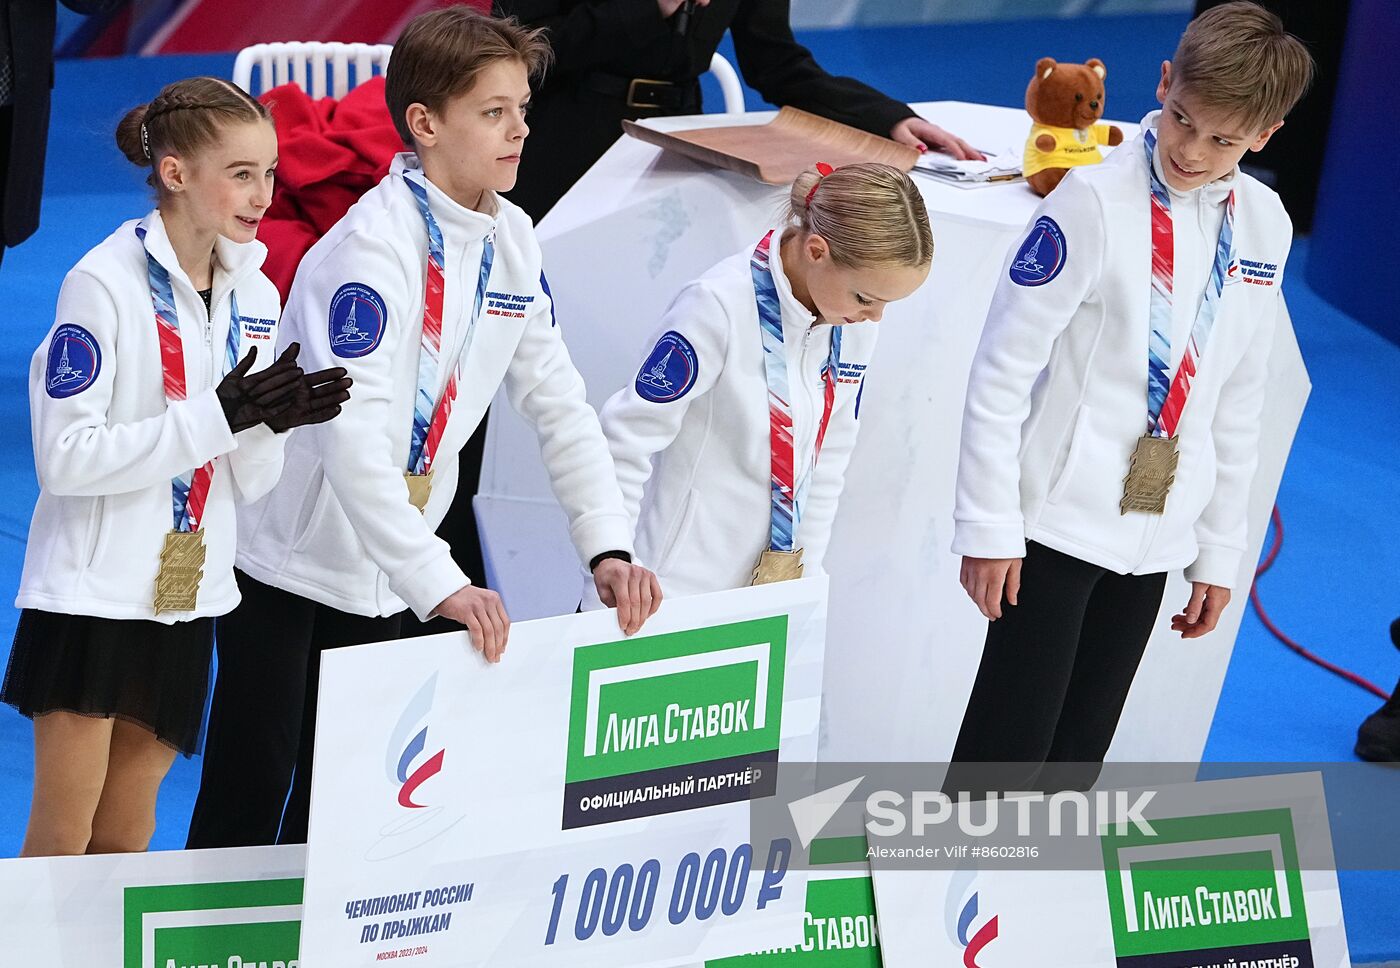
[1354,618,1400,762]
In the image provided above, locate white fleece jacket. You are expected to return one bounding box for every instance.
[237,154,633,619]
[954,113,1292,588]
[16,210,286,622]
[592,230,875,603]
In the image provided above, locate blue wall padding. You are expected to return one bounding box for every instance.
[1306,0,1398,346]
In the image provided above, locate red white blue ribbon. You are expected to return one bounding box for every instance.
[751,230,841,553]
[1143,129,1235,438]
[136,220,240,533]
[402,168,495,477]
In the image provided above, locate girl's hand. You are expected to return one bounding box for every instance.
[433,585,511,662]
[1171,582,1231,639]
[216,344,303,433]
[594,558,662,636]
[265,365,353,433]
[960,555,1023,621]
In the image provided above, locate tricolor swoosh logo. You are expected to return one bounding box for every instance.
[957,891,999,968]
[386,673,447,809]
[396,726,445,808]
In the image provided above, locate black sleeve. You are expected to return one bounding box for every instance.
[589,550,634,570]
[495,0,672,74]
[729,0,916,138]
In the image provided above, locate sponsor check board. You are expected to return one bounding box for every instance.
[868,773,1350,968]
[0,843,305,967]
[300,579,828,967]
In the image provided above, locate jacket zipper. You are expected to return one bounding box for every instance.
[443,234,484,400]
[204,290,216,389]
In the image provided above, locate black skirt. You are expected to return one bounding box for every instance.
[0,609,214,757]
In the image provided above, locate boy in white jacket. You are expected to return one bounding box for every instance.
[189,8,660,849]
[3,77,346,856]
[948,2,1315,792]
[594,163,931,602]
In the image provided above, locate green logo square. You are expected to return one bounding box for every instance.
[1101,809,1311,964]
[124,878,303,968]
[562,615,788,827]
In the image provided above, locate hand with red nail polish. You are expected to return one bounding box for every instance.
[891,117,984,161]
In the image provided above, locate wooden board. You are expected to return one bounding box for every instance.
[623,106,920,185]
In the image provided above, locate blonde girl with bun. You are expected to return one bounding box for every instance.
[1,76,348,856]
[588,162,933,604]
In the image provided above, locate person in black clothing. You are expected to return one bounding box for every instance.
[0,0,127,269]
[1355,618,1400,763]
[494,0,981,222]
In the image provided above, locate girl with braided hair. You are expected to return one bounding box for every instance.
[1,76,350,856]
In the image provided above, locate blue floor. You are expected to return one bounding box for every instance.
[0,14,1395,959]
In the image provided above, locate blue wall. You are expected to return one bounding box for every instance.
[1307,0,1398,346]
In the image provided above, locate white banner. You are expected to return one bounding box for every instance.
[869,773,1350,968]
[0,843,305,967]
[300,579,829,968]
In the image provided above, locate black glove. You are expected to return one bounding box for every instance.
[264,345,353,433]
[216,344,303,433]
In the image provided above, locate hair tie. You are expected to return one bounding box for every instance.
[804,162,836,207]
[140,121,151,160]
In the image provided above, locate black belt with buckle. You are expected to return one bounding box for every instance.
[582,72,697,111]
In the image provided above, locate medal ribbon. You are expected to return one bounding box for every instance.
[751,230,842,554]
[1143,130,1235,438]
[136,221,240,533]
[402,168,495,477]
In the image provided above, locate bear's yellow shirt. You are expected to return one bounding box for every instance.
[1023,123,1115,177]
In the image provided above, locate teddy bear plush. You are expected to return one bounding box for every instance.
[1023,57,1124,196]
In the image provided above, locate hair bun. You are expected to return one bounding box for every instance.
[114,103,152,166]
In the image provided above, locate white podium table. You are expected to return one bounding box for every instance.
[477,101,1309,764]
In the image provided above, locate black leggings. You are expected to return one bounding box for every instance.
[945,541,1167,795]
[186,571,402,848]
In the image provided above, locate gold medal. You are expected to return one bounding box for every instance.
[154,529,206,614]
[405,470,434,513]
[1121,434,1179,515]
[752,548,804,586]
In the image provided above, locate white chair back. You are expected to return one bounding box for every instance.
[233,42,741,114]
[232,42,393,99]
[707,52,746,113]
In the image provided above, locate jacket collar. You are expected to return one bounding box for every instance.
[766,228,824,342]
[392,153,498,245]
[1139,111,1237,208]
[133,208,267,297]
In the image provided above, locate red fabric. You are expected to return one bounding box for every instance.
[258,77,403,300]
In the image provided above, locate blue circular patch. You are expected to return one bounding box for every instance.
[328,283,388,359]
[45,324,101,399]
[635,331,698,403]
[1008,216,1068,287]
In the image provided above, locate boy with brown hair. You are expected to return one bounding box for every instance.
[949,2,1315,791]
[190,7,660,848]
